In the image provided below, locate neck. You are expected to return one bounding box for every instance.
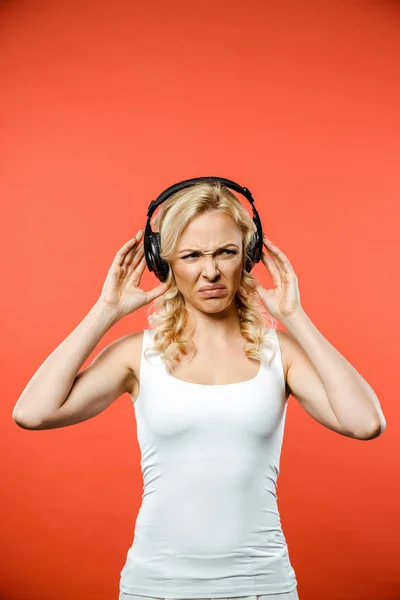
[185,301,242,343]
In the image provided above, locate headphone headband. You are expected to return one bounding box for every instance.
[146,176,255,218]
[144,176,263,282]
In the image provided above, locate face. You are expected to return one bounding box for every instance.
[170,211,244,315]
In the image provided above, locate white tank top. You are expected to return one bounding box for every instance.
[119,327,298,598]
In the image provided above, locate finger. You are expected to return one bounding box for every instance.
[265,253,285,279]
[121,244,136,271]
[262,239,286,279]
[129,254,147,287]
[114,235,141,269]
[263,236,286,260]
[263,236,288,264]
[144,282,169,304]
[263,237,295,278]
[261,251,281,287]
[114,230,143,268]
[125,242,145,274]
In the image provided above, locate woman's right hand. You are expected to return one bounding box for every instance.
[98,229,170,318]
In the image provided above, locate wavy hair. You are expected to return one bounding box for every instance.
[144,180,277,374]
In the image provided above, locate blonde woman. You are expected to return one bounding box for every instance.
[13,179,386,600]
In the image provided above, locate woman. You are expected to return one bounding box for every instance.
[13,181,386,600]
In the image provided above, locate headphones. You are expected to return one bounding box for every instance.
[143,176,264,283]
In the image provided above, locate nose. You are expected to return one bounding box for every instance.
[201,256,220,279]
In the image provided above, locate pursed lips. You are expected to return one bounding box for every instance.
[198,284,227,292]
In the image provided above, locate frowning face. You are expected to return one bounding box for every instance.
[170,211,244,315]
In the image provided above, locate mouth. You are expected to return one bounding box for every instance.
[198,285,227,297]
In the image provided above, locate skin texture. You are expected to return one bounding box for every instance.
[170,211,246,342]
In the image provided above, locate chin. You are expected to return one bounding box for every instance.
[197,299,233,313]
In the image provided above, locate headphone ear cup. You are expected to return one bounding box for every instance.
[245,231,258,272]
[144,231,157,274]
[152,232,170,283]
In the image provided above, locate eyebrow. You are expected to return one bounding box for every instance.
[177,243,240,255]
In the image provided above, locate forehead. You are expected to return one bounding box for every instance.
[177,212,241,249]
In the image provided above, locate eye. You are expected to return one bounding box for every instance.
[181,249,237,260]
[182,252,199,259]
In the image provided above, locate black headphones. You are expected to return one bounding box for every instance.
[143,176,264,283]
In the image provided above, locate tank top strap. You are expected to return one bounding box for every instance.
[139,327,283,380]
[139,329,163,377]
[264,326,285,388]
[265,326,280,352]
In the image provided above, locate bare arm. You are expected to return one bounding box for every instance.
[12,228,169,430]
[12,300,122,428]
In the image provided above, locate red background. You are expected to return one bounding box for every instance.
[1,1,399,599]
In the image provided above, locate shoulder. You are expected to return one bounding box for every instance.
[274,328,306,374]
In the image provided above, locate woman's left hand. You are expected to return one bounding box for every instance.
[248,234,303,323]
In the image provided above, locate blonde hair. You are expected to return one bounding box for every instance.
[144,180,277,373]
